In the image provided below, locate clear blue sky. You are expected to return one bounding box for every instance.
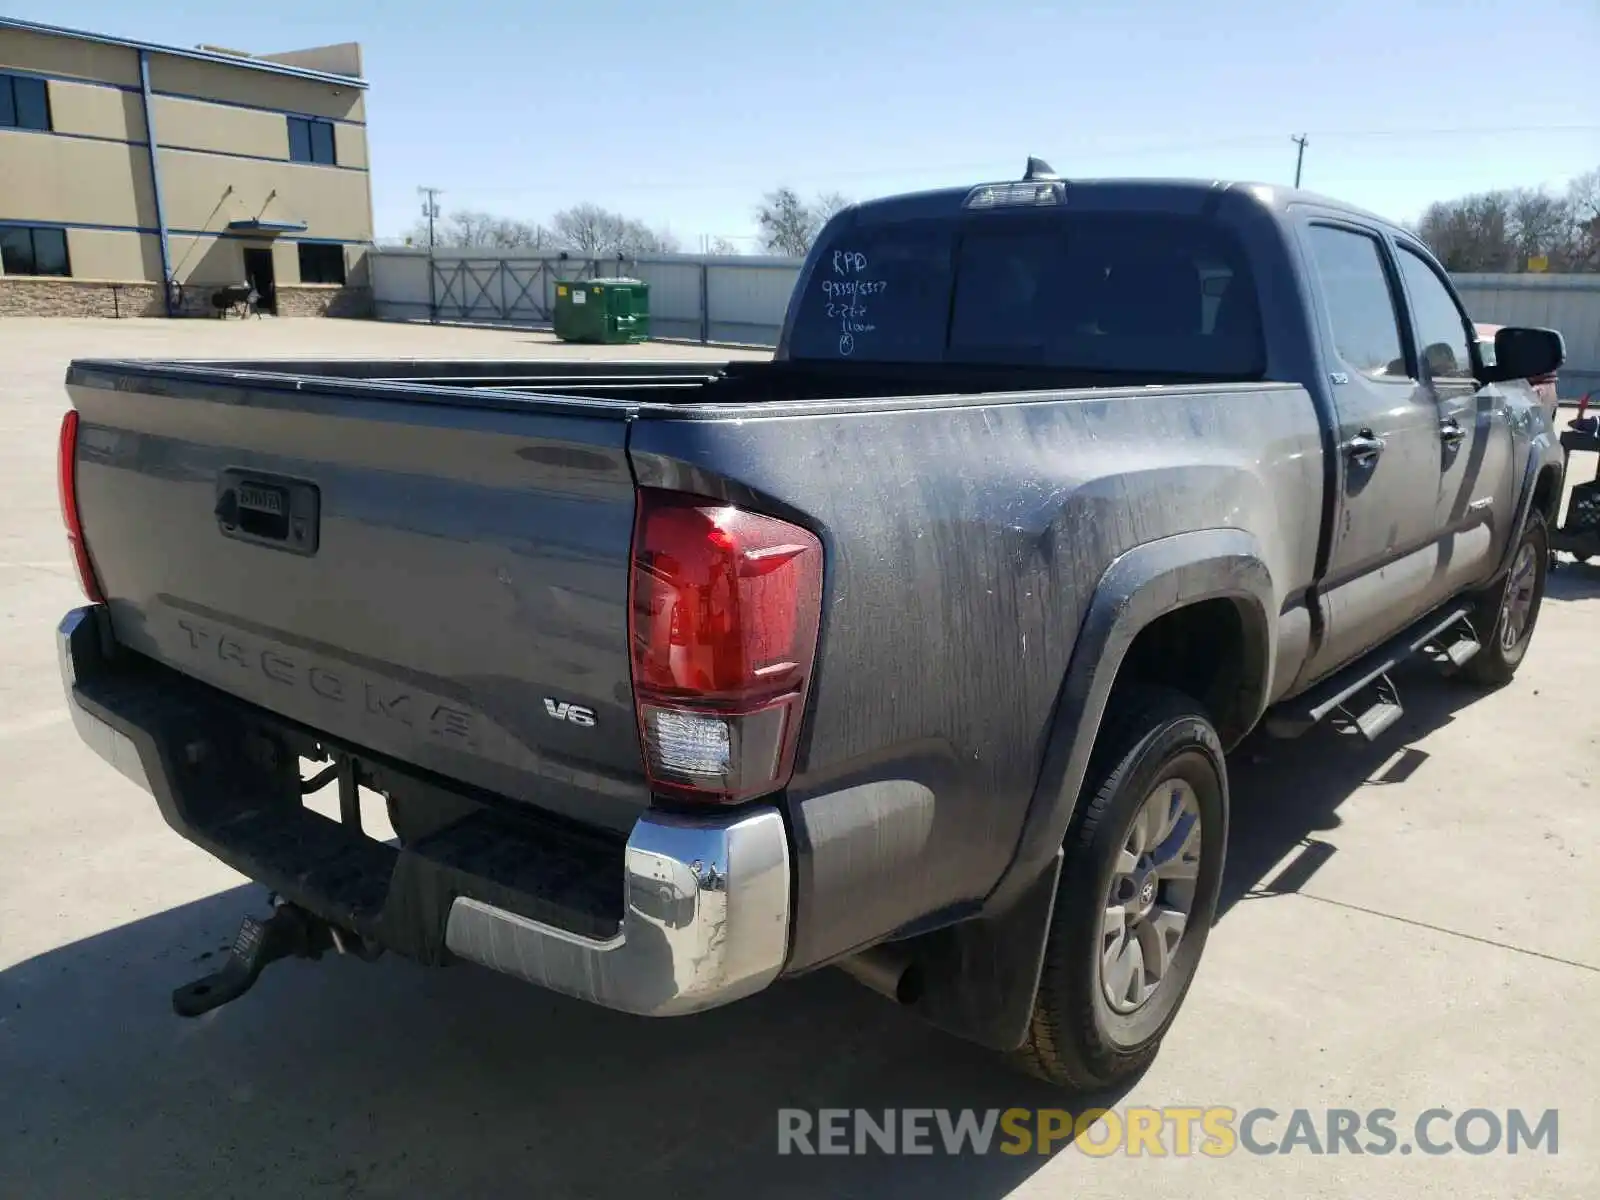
[13,0,1599,247]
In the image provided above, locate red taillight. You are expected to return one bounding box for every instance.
[628,488,823,805]
[57,410,104,603]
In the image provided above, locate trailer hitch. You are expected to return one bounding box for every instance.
[172,900,379,1018]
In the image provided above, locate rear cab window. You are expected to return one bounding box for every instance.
[788,209,1265,378]
[799,223,954,363]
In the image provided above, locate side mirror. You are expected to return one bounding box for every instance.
[1479,326,1565,384]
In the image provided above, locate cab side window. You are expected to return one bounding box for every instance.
[1396,246,1474,381]
[1307,226,1407,379]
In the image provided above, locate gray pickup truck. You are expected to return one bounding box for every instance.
[56,166,1565,1090]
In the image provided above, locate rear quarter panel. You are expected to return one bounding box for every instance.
[630,383,1324,967]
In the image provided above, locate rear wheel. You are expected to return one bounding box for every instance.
[1015,687,1227,1090]
[1463,513,1548,687]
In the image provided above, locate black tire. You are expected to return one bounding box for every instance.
[1014,686,1228,1091]
[1463,512,1548,688]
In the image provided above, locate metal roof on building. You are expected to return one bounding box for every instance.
[0,17,368,88]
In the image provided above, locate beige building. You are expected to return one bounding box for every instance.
[0,17,372,318]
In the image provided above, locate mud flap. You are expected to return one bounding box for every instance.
[905,849,1063,1052]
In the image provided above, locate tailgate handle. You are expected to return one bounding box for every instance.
[216,485,288,540]
[216,471,320,556]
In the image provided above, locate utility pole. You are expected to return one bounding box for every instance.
[418,185,443,249]
[1290,135,1309,189]
[418,186,443,323]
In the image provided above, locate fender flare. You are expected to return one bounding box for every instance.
[983,528,1276,916]
[1494,435,1561,580]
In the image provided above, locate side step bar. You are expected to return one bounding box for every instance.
[1264,604,1480,741]
[1336,672,1404,741]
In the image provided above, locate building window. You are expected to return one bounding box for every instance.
[0,226,71,276]
[1,72,52,131]
[287,116,337,165]
[298,243,346,285]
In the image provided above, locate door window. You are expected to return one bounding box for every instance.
[1396,246,1475,381]
[1306,226,1406,379]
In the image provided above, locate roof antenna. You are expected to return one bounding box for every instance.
[1023,156,1059,182]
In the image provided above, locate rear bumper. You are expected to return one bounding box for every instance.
[58,605,791,1016]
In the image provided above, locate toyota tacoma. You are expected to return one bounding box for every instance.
[56,165,1566,1089]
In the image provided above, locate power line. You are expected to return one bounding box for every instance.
[1291,134,1309,188]
[1304,122,1598,137]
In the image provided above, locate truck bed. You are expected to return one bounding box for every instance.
[73,355,1266,408]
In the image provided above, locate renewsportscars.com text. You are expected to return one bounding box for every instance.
[777,1107,1559,1158]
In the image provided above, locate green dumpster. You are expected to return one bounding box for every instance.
[553,277,650,344]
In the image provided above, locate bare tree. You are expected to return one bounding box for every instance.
[814,191,852,226]
[1509,188,1572,268]
[1567,168,1600,269]
[1570,168,1600,226]
[1416,168,1600,273]
[706,235,743,256]
[408,209,552,250]
[551,204,678,257]
[616,218,680,256]
[551,203,617,256]
[756,188,813,256]
[756,188,853,257]
[1418,191,1515,272]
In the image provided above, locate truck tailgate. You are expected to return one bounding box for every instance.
[65,363,650,834]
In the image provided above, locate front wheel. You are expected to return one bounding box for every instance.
[1463,513,1548,687]
[1015,687,1228,1091]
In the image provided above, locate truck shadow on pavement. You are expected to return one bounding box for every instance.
[0,659,1517,1200]
[1219,555,1598,919]
[1546,558,1600,603]
[1220,657,1502,917]
[1,883,1104,1200]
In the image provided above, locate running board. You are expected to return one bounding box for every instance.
[1263,603,1478,741]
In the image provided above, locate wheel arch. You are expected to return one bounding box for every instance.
[986,528,1275,917]
[885,531,1273,1055]
[1496,438,1563,580]
[1530,462,1562,527]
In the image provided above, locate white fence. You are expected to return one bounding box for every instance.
[370,249,802,347]
[369,249,1600,394]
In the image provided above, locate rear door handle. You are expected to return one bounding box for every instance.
[1344,431,1385,466]
[1440,418,1466,447]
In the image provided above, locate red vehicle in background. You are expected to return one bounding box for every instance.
[1477,322,1560,424]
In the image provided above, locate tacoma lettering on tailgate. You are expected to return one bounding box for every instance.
[176,618,477,747]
